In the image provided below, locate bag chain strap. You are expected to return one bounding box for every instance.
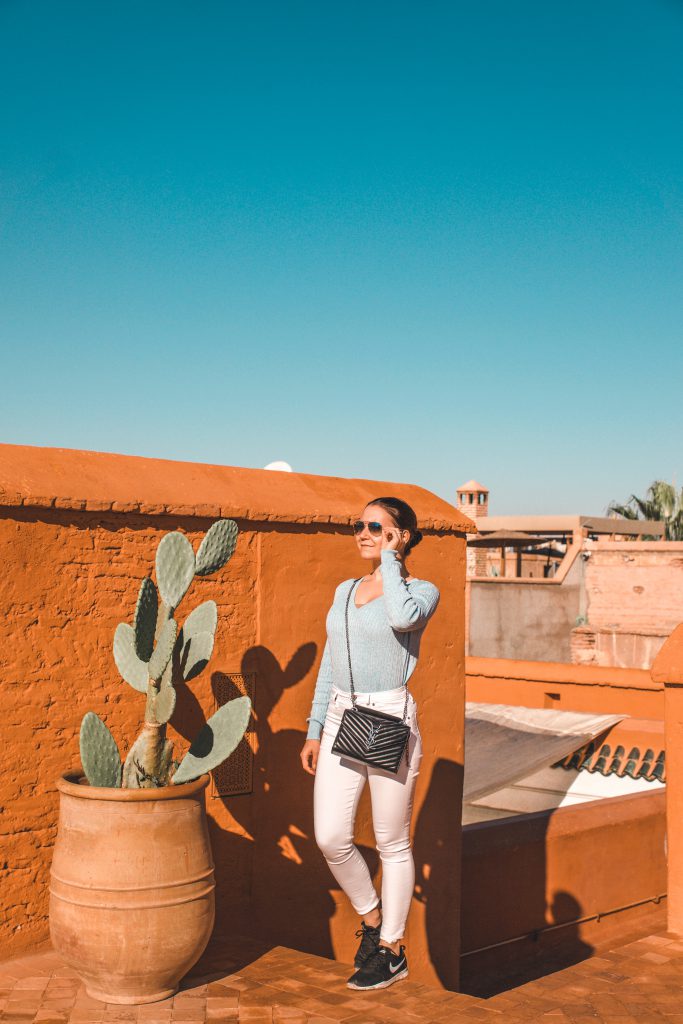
[344,578,411,724]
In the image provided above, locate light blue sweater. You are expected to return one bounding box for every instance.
[306,549,440,740]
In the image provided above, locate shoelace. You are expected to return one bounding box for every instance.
[355,922,379,960]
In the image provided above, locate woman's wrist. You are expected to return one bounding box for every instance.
[381,549,400,562]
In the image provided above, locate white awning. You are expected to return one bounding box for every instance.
[464,702,626,804]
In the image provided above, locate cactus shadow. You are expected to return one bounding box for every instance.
[204,643,379,962]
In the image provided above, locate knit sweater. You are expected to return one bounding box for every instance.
[306,549,440,740]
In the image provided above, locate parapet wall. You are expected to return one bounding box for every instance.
[461,790,666,991]
[0,444,471,989]
[466,656,663,719]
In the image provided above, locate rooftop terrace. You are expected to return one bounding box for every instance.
[2,907,681,1024]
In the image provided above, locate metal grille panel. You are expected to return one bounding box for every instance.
[211,672,256,797]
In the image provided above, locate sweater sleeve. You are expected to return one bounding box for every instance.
[306,637,333,740]
[380,549,440,631]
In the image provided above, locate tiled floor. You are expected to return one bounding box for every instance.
[3,926,683,1024]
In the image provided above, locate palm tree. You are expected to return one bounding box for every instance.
[608,480,683,541]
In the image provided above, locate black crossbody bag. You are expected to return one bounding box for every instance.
[330,578,411,774]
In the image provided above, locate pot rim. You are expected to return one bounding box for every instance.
[56,771,210,801]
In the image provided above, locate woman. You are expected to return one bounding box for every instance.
[300,496,440,991]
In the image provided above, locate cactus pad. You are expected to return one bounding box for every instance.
[153,683,177,725]
[148,618,178,682]
[195,519,239,576]
[80,712,122,788]
[179,629,215,682]
[113,623,149,692]
[183,600,218,639]
[155,532,196,609]
[134,577,158,662]
[172,696,251,785]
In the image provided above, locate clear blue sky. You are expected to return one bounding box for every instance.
[1,1,681,515]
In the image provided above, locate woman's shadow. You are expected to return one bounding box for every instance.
[175,641,379,960]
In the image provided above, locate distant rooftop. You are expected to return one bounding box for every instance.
[476,514,665,539]
[457,479,489,493]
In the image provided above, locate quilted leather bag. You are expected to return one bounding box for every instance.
[331,579,410,773]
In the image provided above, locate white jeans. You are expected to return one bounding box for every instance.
[313,686,423,944]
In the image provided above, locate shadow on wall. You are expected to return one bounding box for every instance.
[174,641,463,982]
[413,758,464,991]
[460,798,595,997]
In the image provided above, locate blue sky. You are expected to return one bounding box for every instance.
[1,1,681,514]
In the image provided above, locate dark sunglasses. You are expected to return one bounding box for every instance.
[352,520,384,537]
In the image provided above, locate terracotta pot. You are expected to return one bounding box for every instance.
[49,772,215,1004]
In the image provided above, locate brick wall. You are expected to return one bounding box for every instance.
[585,540,683,632]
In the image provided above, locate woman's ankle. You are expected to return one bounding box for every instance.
[380,940,402,955]
[363,906,381,929]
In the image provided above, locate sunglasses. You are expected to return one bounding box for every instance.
[352,520,386,537]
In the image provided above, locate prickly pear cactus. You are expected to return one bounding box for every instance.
[85,519,250,790]
[195,519,238,576]
[153,683,177,725]
[148,618,178,682]
[134,577,158,661]
[180,630,215,682]
[113,623,149,692]
[183,600,218,638]
[172,696,251,785]
[80,712,122,788]
[155,532,195,610]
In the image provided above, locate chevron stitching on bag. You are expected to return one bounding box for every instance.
[332,707,410,772]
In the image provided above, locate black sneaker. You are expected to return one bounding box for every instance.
[353,920,381,968]
[347,945,408,990]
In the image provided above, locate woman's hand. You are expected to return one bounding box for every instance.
[300,739,321,775]
[382,526,407,553]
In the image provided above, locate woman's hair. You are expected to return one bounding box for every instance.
[366,496,423,556]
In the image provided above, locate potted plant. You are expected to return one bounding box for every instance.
[49,520,251,1005]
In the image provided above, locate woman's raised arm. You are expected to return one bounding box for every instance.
[380,549,440,631]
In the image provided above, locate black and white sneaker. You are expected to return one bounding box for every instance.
[347,945,408,990]
[353,920,381,968]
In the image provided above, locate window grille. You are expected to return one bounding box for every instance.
[210,672,256,797]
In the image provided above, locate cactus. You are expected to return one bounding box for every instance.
[81,519,250,790]
[180,630,215,682]
[113,623,148,692]
[156,532,195,610]
[172,696,251,786]
[153,682,177,725]
[148,618,178,683]
[183,600,218,637]
[80,712,122,788]
[134,577,158,661]
[195,519,238,576]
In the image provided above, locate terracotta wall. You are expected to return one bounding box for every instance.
[461,790,667,990]
[585,540,683,633]
[0,445,472,989]
[466,656,664,719]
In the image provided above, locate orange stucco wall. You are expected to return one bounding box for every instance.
[0,444,472,989]
[466,656,663,719]
[461,790,667,991]
[652,625,683,935]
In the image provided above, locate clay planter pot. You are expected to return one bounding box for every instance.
[49,772,215,1004]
